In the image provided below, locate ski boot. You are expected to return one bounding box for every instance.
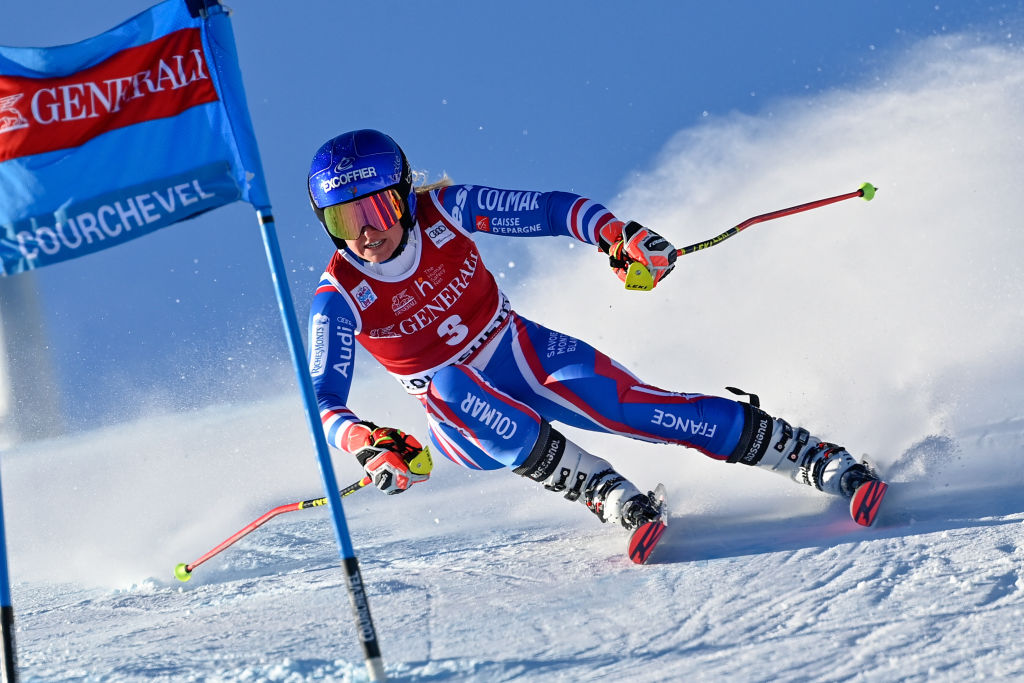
[728,404,888,526]
[514,422,670,563]
[514,421,645,528]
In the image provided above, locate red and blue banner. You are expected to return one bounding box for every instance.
[0,0,269,275]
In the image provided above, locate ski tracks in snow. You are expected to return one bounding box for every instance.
[9,422,1024,681]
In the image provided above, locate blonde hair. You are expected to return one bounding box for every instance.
[412,170,453,196]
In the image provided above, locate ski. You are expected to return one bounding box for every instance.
[628,483,668,565]
[850,479,888,527]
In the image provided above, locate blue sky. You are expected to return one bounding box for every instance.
[1,0,1021,428]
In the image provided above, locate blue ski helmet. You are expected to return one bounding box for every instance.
[308,129,416,249]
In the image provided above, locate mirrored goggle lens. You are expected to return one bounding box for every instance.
[322,189,404,241]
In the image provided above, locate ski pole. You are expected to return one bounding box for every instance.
[623,182,877,290]
[174,476,372,582]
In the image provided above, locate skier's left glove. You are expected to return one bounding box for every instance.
[598,220,677,288]
[351,424,432,495]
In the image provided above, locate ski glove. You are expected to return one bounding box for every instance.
[598,220,677,288]
[350,422,432,495]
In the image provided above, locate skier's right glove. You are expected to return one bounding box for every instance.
[350,422,432,495]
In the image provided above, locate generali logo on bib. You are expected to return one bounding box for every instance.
[0,28,219,164]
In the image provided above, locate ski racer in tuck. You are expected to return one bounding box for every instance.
[306,129,886,551]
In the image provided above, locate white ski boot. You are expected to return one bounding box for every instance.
[729,404,882,499]
[514,422,658,530]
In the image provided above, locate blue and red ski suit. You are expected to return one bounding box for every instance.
[308,185,747,471]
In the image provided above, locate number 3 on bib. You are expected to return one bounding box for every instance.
[438,315,469,345]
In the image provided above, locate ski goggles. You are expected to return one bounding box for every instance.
[322,188,405,241]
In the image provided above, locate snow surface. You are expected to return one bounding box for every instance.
[5,406,1023,682]
[4,35,1024,682]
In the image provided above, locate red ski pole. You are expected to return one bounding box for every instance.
[174,476,372,582]
[623,182,877,290]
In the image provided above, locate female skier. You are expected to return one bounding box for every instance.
[306,129,884,557]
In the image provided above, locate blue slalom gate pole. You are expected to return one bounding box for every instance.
[254,207,386,682]
[0,464,17,682]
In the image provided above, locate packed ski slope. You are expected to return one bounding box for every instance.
[5,405,1024,681]
[4,35,1024,682]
